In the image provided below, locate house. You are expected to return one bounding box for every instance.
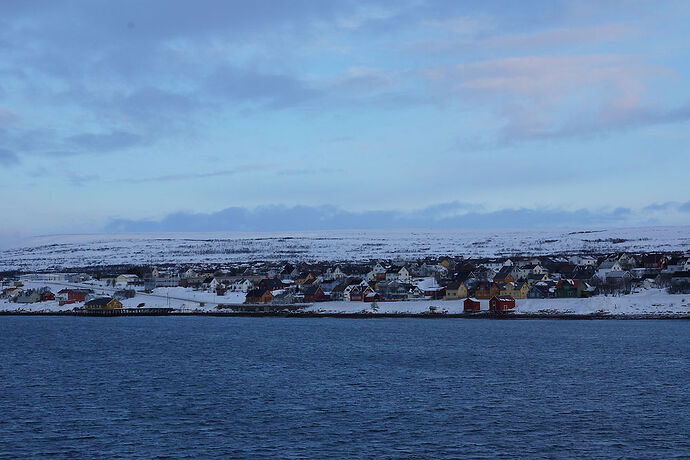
[375,280,411,301]
[367,262,387,281]
[475,282,500,299]
[1,287,21,299]
[296,272,317,285]
[618,254,638,270]
[363,290,380,302]
[84,297,123,310]
[398,266,412,283]
[16,290,41,303]
[57,288,91,305]
[326,266,347,280]
[528,283,551,299]
[259,278,285,291]
[640,254,668,270]
[329,282,349,301]
[489,295,515,312]
[302,285,327,302]
[232,278,255,293]
[115,274,140,286]
[596,260,622,282]
[512,264,533,281]
[464,298,480,312]
[508,281,530,299]
[245,288,274,304]
[555,280,588,298]
[569,255,598,267]
[280,263,298,279]
[199,276,217,291]
[415,277,446,299]
[527,273,550,285]
[493,266,516,283]
[349,285,376,302]
[444,280,468,300]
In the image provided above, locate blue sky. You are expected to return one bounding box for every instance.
[1,0,689,237]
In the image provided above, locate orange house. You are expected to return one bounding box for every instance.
[245,288,274,304]
[475,282,500,299]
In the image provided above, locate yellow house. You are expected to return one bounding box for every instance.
[502,281,529,299]
[296,272,316,285]
[444,281,468,300]
[84,297,123,309]
[245,288,274,304]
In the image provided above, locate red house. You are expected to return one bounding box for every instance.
[58,288,90,306]
[363,291,380,302]
[464,298,480,312]
[489,295,515,312]
[303,286,327,302]
[350,286,375,302]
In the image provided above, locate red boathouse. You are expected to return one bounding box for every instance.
[489,295,515,312]
[464,298,480,312]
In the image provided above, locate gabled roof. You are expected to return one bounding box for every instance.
[302,285,322,296]
[445,280,466,290]
[246,288,271,297]
[598,260,618,269]
[494,266,514,280]
[85,297,115,307]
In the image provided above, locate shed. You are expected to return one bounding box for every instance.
[489,295,515,312]
[464,298,480,312]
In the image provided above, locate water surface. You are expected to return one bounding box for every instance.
[1,317,689,458]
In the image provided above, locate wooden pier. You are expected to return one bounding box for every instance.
[73,307,175,316]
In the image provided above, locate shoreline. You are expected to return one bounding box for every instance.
[1,310,689,320]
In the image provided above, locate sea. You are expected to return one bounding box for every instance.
[1,317,689,459]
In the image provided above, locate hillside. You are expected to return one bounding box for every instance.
[1,226,688,272]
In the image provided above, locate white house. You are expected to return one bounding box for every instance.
[398,266,412,283]
[116,274,139,286]
[232,278,254,293]
[569,255,598,267]
[596,260,623,282]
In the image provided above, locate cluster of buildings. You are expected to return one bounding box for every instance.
[2,251,689,311]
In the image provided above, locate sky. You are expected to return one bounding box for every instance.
[1,0,690,239]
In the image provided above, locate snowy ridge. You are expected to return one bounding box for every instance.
[1,226,689,271]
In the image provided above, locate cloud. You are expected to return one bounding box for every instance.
[105,202,646,232]
[413,22,638,53]
[208,65,319,109]
[425,54,684,141]
[0,148,20,166]
[66,130,145,152]
[679,202,690,213]
[0,107,19,124]
[126,163,271,183]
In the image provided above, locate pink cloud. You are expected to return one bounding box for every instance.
[426,54,675,139]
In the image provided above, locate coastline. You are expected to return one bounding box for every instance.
[2,310,689,320]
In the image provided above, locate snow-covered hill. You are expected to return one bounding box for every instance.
[1,226,688,272]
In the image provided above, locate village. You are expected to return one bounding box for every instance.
[2,250,690,316]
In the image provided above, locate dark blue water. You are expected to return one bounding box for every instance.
[1,318,689,459]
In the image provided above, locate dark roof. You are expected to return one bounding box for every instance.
[302,285,322,296]
[246,288,270,298]
[494,266,514,280]
[85,297,114,307]
[446,280,465,290]
[260,278,284,289]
